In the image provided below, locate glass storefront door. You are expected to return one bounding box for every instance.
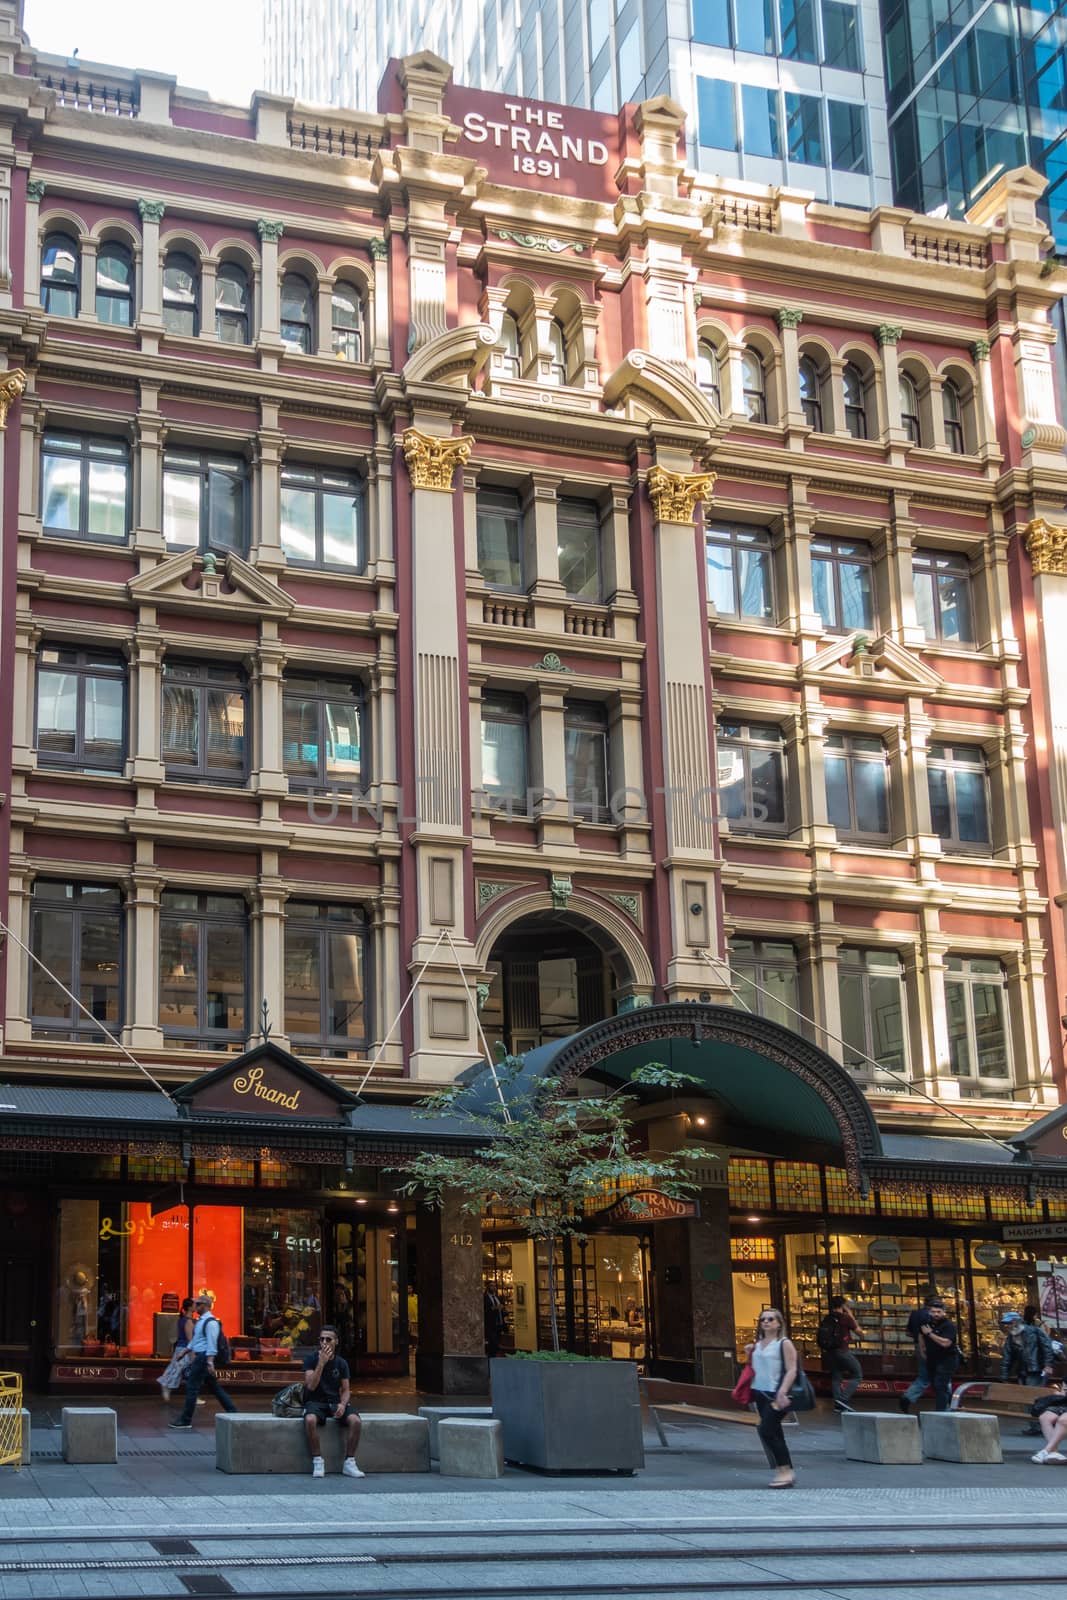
[330,1214,406,1374]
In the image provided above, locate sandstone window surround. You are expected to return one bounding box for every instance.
[483,278,601,398]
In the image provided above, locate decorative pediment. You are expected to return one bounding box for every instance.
[803,632,945,692]
[173,1040,360,1122]
[603,350,720,429]
[127,550,294,618]
[403,323,496,390]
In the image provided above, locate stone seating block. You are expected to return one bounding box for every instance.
[920,1410,1002,1463]
[0,1409,30,1465]
[438,1417,505,1478]
[61,1407,117,1464]
[418,1405,493,1459]
[841,1411,921,1465]
[215,1412,429,1474]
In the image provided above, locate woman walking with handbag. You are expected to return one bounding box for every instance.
[746,1307,798,1488]
[158,1297,196,1402]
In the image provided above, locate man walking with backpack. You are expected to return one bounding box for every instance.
[817,1294,866,1412]
[168,1292,238,1429]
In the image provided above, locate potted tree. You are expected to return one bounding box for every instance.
[397,1055,702,1472]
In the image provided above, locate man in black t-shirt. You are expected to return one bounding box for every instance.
[303,1326,363,1478]
[918,1302,959,1412]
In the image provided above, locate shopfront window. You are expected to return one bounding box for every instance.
[334,1218,402,1361]
[534,1232,648,1358]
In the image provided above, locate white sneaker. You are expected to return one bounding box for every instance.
[1031,1449,1065,1463]
[311,1456,325,1477]
[342,1458,364,1478]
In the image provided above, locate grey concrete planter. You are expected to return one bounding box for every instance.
[490,1357,644,1472]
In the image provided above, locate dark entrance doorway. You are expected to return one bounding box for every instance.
[481,919,612,1055]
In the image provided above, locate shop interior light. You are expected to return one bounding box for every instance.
[355,1197,368,1206]
[747,1215,761,1223]
[387,1202,399,1213]
[694,1115,708,1126]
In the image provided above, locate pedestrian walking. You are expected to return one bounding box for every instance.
[167,1292,237,1429]
[303,1325,363,1478]
[1002,1306,1055,1433]
[745,1307,798,1489]
[898,1291,939,1413]
[914,1301,959,1411]
[158,1296,196,1402]
[818,1294,866,1413]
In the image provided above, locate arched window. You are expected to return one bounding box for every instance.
[547,318,567,385]
[162,251,199,336]
[96,241,132,327]
[899,373,921,444]
[799,355,822,430]
[696,339,721,409]
[331,282,362,361]
[741,347,767,423]
[499,311,521,378]
[842,361,867,439]
[942,378,965,453]
[215,262,250,344]
[281,271,314,353]
[41,232,80,317]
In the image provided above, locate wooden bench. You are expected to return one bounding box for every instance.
[639,1377,798,1447]
[950,1380,1059,1420]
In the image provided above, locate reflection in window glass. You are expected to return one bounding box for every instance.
[693,0,732,46]
[742,84,781,158]
[729,937,799,1029]
[945,955,1010,1086]
[30,881,121,1039]
[838,947,908,1079]
[706,525,773,618]
[822,0,860,68]
[697,76,736,150]
[736,0,775,52]
[780,0,817,60]
[786,93,823,163]
[285,902,366,1056]
[913,551,974,644]
[829,100,869,172]
[557,500,601,599]
[481,692,528,808]
[477,489,524,589]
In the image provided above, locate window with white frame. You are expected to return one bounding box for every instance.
[824,732,890,839]
[729,936,800,1030]
[944,955,1011,1091]
[913,551,974,646]
[706,524,774,620]
[481,691,528,810]
[811,537,875,632]
[564,700,609,820]
[837,946,909,1081]
[717,720,787,831]
[927,742,990,850]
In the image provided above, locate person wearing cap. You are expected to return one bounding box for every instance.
[1001,1308,1054,1386]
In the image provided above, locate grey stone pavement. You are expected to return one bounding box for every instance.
[0,1395,1063,1599]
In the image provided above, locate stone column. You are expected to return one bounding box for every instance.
[10,616,38,775]
[531,681,573,850]
[254,401,285,572]
[136,199,164,330]
[251,638,287,798]
[970,338,997,458]
[252,864,289,1048]
[128,626,166,785]
[778,307,805,432]
[77,236,98,322]
[256,219,284,353]
[652,1187,732,1380]
[878,323,904,440]
[198,256,217,341]
[369,238,390,365]
[4,857,33,1043]
[126,860,165,1049]
[24,178,44,308]
[525,473,565,631]
[134,381,165,558]
[414,1195,487,1394]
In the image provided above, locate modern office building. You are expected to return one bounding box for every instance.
[5,1,1067,1399]
[263,0,893,206]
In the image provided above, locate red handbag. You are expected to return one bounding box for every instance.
[732,1362,755,1406]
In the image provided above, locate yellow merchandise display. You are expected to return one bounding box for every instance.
[0,1372,22,1468]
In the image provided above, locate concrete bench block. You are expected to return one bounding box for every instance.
[0,1408,30,1465]
[61,1407,117,1464]
[842,1411,921,1465]
[438,1417,504,1479]
[418,1405,493,1459]
[921,1410,1002,1463]
[215,1412,429,1474]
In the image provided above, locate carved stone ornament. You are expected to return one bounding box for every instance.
[876,323,903,346]
[647,465,715,524]
[550,874,573,911]
[137,198,165,224]
[257,219,285,243]
[368,237,389,260]
[26,179,45,204]
[532,651,574,674]
[476,880,513,913]
[777,307,803,331]
[971,338,992,361]
[0,369,27,430]
[1024,516,1067,576]
[607,892,642,927]
[402,428,474,492]
[493,228,585,254]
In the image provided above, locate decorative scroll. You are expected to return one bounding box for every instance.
[402,428,474,492]
[492,228,585,254]
[647,465,715,524]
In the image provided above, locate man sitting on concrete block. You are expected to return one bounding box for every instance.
[303,1325,363,1479]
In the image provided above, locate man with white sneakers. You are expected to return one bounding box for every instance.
[303,1325,363,1478]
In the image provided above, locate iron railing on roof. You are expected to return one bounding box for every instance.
[43,73,139,116]
[904,228,988,270]
[288,118,390,160]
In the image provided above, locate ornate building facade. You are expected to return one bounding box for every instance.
[3,7,1067,1392]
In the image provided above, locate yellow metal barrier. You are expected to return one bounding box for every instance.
[0,1372,23,1468]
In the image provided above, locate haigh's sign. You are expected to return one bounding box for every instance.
[595,1189,699,1223]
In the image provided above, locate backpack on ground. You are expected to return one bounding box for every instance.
[816,1311,844,1352]
[205,1315,232,1366]
[272,1382,306,1418]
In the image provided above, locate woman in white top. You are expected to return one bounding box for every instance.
[744,1306,798,1487]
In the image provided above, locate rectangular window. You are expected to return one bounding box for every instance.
[913,551,974,645]
[785,92,824,164]
[729,937,799,1030]
[717,720,787,831]
[477,488,524,590]
[565,700,610,820]
[162,451,247,556]
[285,902,367,1057]
[161,661,248,784]
[838,946,909,1081]
[829,100,869,173]
[824,732,890,838]
[735,0,775,52]
[697,76,736,151]
[557,499,601,600]
[30,881,122,1040]
[927,743,990,849]
[36,646,125,773]
[481,691,528,810]
[945,955,1011,1088]
[616,16,642,97]
[741,85,781,159]
[705,524,773,619]
[692,0,731,46]
[282,675,362,790]
[822,0,860,69]
[41,434,129,542]
[779,0,816,60]
[159,890,247,1048]
[280,465,364,571]
[811,538,874,632]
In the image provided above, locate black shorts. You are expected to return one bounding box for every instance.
[303,1399,359,1423]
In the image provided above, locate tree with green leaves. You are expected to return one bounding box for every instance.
[395,1054,706,1353]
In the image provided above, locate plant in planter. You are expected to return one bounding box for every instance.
[395,1053,704,1470]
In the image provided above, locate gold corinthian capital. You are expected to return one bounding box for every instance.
[402,427,475,492]
[1024,516,1067,576]
[0,369,27,430]
[647,465,715,524]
